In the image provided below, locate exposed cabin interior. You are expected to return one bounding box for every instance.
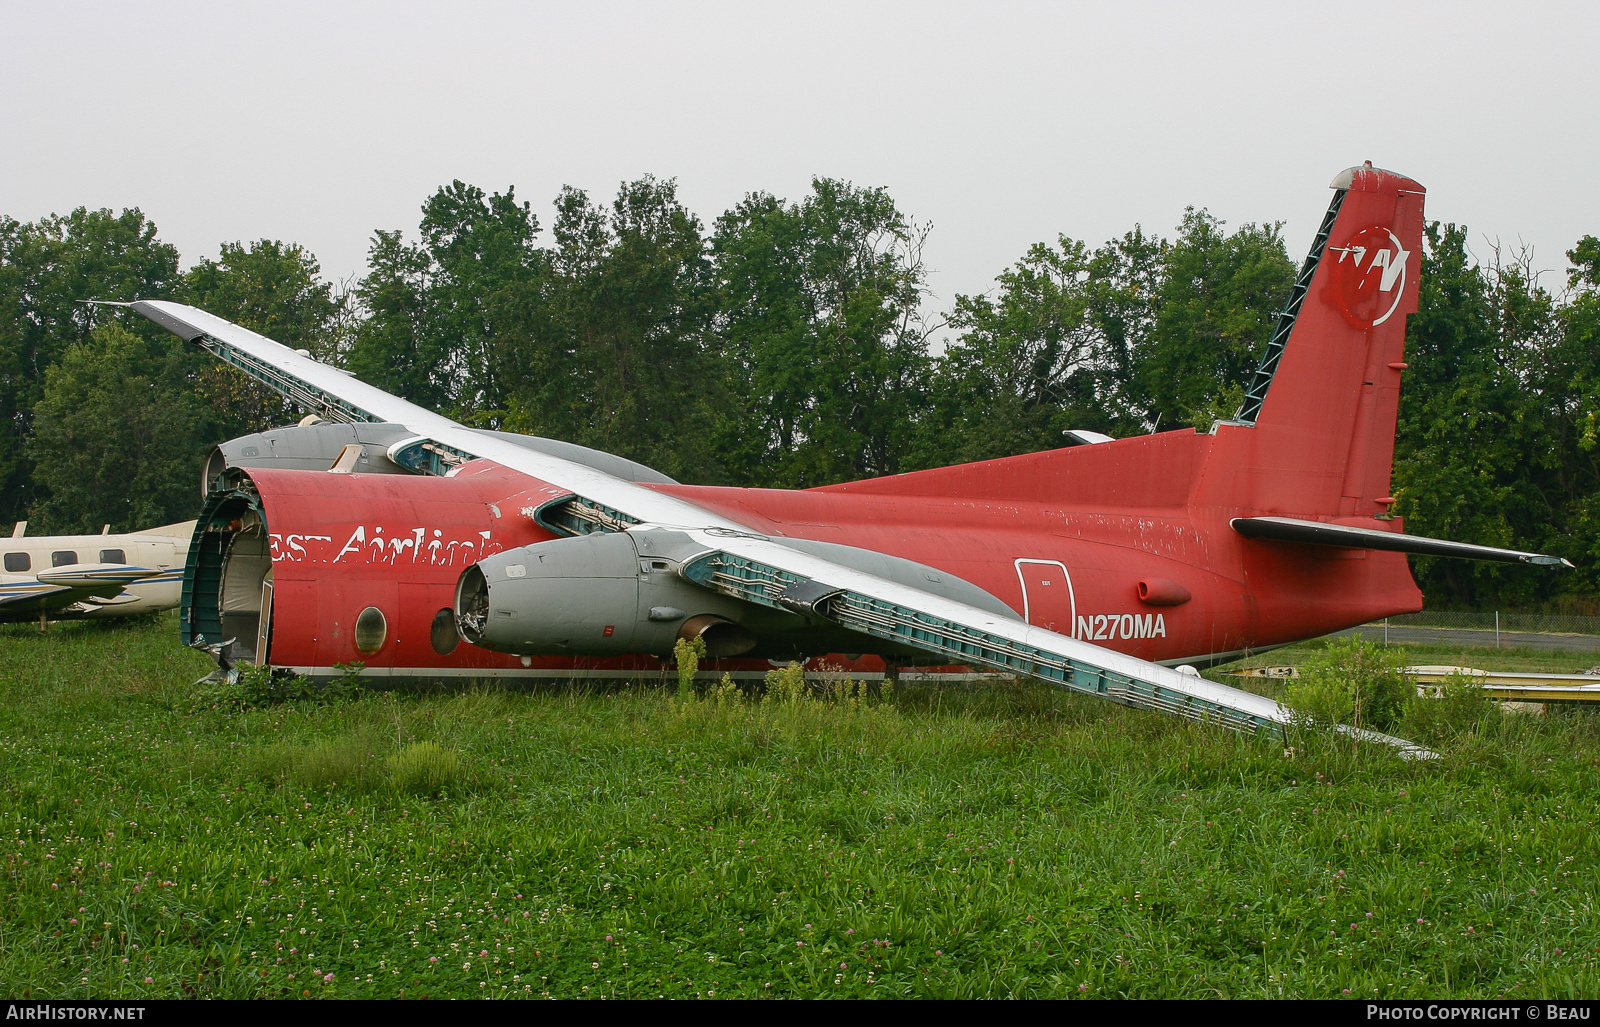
[218,511,273,664]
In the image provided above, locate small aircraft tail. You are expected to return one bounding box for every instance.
[1225,163,1427,518]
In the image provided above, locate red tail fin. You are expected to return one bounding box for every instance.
[813,165,1426,516]
[1221,164,1426,517]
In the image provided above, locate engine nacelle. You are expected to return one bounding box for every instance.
[456,531,762,658]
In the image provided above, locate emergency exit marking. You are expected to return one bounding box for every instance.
[603,625,615,637]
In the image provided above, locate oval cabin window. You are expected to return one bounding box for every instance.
[354,606,388,655]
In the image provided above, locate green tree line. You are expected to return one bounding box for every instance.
[3,178,1595,608]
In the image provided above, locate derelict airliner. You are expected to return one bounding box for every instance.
[105,164,1568,748]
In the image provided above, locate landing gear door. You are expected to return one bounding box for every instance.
[1015,559,1075,635]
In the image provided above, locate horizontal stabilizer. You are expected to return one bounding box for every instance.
[1232,517,1573,567]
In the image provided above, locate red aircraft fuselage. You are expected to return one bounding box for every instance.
[217,165,1427,680]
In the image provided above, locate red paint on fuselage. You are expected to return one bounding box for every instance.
[648,426,1421,664]
[639,165,1430,661]
[256,463,543,671]
[240,165,1427,674]
[248,462,908,676]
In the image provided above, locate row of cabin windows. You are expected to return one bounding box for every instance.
[349,606,460,656]
[2,550,127,573]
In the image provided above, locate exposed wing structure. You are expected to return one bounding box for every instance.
[122,301,746,530]
[665,533,1426,753]
[1232,516,1574,567]
[126,300,1430,755]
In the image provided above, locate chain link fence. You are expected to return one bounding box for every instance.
[1342,611,1600,651]
[1382,611,1600,636]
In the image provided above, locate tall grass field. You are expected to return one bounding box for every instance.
[2,614,1599,999]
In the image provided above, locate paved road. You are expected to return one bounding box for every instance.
[1333,624,1600,653]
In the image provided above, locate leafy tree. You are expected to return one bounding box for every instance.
[914,237,1110,467]
[0,207,181,523]
[1516,235,1600,600]
[1392,225,1554,607]
[910,210,1291,476]
[910,227,1169,469]
[348,182,546,421]
[710,178,931,487]
[1082,226,1167,427]
[1565,236,1600,466]
[345,229,437,409]
[1134,209,1295,429]
[417,182,546,422]
[15,229,349,533]
[186,239,345,358]
[27,324,203,533]
[526,177,718,480]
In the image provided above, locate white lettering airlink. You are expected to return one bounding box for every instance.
[267,526,501,567]
[1075,613,1166,641]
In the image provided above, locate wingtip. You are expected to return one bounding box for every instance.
[1527,555,1577,568]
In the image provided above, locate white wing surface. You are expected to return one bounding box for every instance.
[129,300,1429,754]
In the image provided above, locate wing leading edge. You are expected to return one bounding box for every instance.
[127,300,1431,754]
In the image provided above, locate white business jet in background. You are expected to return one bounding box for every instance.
[0,520,192,626]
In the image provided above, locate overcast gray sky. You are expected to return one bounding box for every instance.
[4,0,1597,318]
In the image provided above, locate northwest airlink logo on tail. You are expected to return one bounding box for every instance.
[1328,225,1410,329]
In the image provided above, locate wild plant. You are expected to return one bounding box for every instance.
[1281,635,1409,732]
[1400,668,1494,746]
[673,635,707,700]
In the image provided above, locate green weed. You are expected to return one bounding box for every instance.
[674,636,706,700]
[386,740,464,795]
[1283,635,1411,732]
[245,730,389,792]
[1401,671,1497,748]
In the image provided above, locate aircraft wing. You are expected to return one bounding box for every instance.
[0,577,76,613]
[125,300,1429,755]
[642,526,1426,753]
[0,567,134,617]
[0,564,163,622]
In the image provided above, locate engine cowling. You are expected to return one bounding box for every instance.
[456,531,761,657]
